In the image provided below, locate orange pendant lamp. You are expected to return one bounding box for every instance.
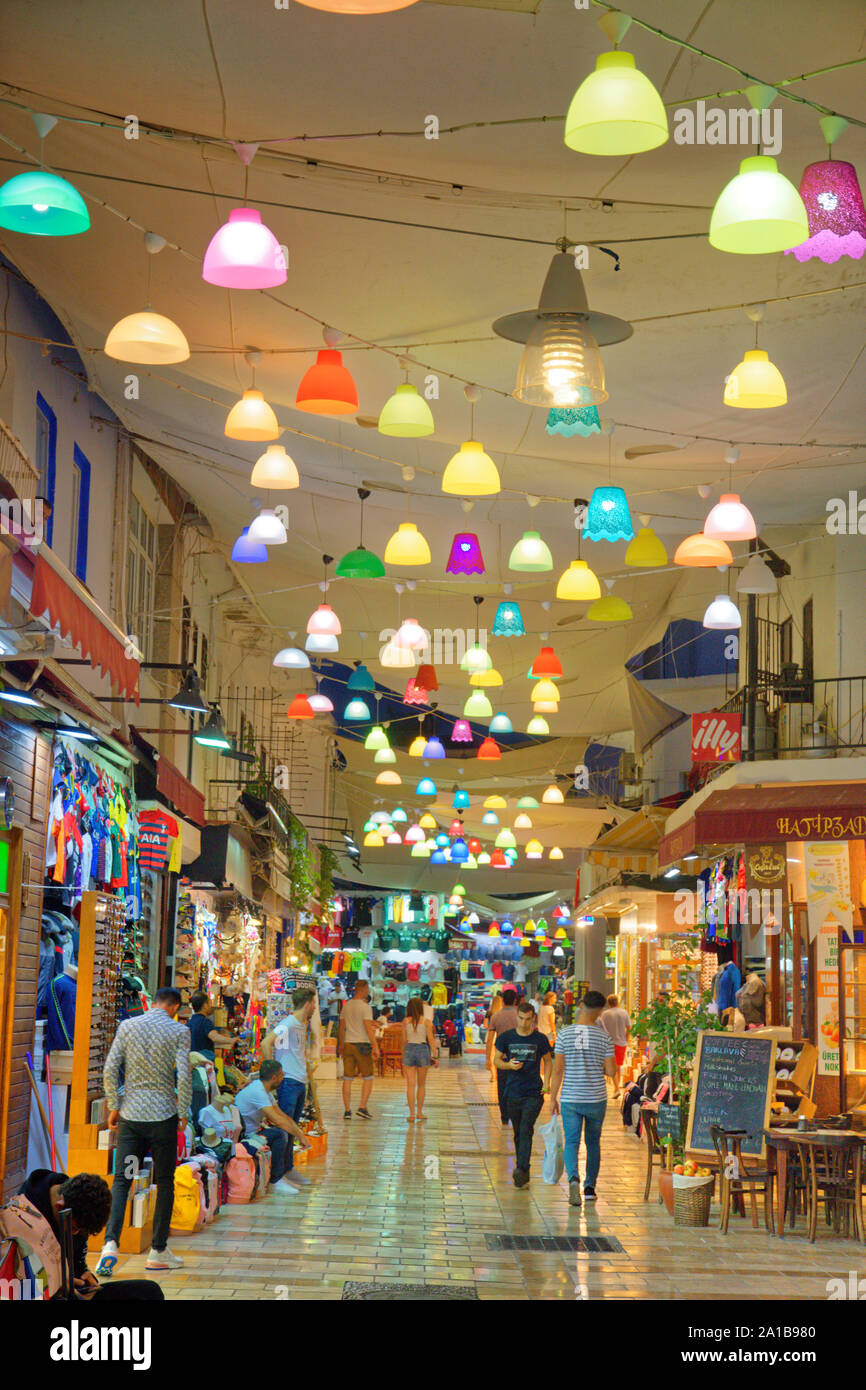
[477,738,501,760]
[673,534,734,567]
[287,693,314,719]
[295,349,358,415]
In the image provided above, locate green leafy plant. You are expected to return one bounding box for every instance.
[632,987,726,1160]
[317,845,337,906]
[286,813,316,912]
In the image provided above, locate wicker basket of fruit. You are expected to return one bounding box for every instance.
[672,1164,714,1227]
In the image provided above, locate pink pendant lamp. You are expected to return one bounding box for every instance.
[294,0,418,10]
[203,209,287,289]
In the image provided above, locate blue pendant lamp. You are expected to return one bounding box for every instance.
[491,601,525,636]
[0,169,90,236]
[489,712,513,734]
[231,526,269,563]
[453,789,470,810]
[583,486,634,542]
[347,663,375,692]
[344,697,371,721]
[545,406,601,437]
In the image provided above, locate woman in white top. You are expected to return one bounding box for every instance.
[401,996,439,1123]
[537,992,557,1046]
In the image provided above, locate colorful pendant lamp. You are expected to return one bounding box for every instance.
[526,715,550,736]
[0,167,90,236]
[378,382,434,437]
[409,733,428,757]
[294,0,419,14]
[416,778,437,797]
[347,663,375,691]
[453,789,471,809]
[724,350,786,409]
[584,486,634,542]
[308,691,334,713]
[380,639,414,668]
[225,389,279,441]
[295,349,358,415]
[442,441,501,497]
[737,552,778,595]
[395,617,427,650]
[451,720,473,744]
[336,486,385,578]
[489,712,513,734]
[514,812,532,830]
[477,738,501,761]
[673,534,733,567]
[545,405,601,437]
[344,697,371,720]
[492,601,524,636]
[411,839,432,858]
[490,849,509,869]
[484,795,507,809]
[625,526,667,567]
[450,838,469,864]
[461,639,492,673]
[307,604,342,636]
[587,593,633,621]
[287,693,314,719]
[703,494,757,541]
[423,736,446,759]
[516,795,539,809]
[709,155,808,254]
[446,533,485,575]
[105,310,189,365]
[556,559,601,601]
[787,163,866,264]
[469,668,502,688]
[416,664,438,691]
[403,678,428,707]
[531,679,560,704]
[404,824,424,844]
[564,17,669,157]
[542,783,564,804]
[374,747,396,764]
[203,208,286,288]
[384,522,431,566]
[464,690,492,719]
[390,808,407,823]
[231,526,268,563]
[364,830,385,848]
[509,531,553,572]
[525,840,544,859]
[364,724,389,751]
[533,701,558,715]
[419,812,438,829]
[250,444,300,489]
[305,632,338,654]
[703,594,742,630]
[530,647,563,679]
[247,508,287,544]
[273,646,310,669]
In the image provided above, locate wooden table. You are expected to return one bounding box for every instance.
[765,1128,866,1239]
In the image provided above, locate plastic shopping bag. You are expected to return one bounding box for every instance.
[539,1115,565,1185]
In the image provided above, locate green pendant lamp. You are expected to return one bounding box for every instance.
[710,155,808,254]
[336,487,386,578]
[0,169,90,236]
[564,13,668,157]
[378,381,434,437]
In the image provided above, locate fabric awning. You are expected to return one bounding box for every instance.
[657,781,866,866]
[625,671,687,753]
[29,550,139,702]
[156,753,205,827]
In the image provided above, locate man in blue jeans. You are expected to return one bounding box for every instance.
[550,990,617,1208]
[262,988,316,1189]
[235,1060,312,1195]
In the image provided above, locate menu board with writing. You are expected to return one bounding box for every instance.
[685,1032,776,1157]
[655,1103,682,1143]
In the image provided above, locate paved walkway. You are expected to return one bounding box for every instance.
[108,1055,864,1299]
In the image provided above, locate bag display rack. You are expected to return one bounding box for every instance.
[65,890,154,1254]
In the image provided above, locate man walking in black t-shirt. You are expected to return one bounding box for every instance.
[494,999,553,1188]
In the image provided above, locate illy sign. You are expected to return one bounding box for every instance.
[691,711,742,763]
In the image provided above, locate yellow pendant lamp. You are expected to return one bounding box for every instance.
[724,350,787,408]
[442,440,501,497]
[625,526,667,567]
[549,846,564,860]
[587,594,633,621]
[525,839,544,859]
[419,812,438,830]
[104,309,189,364]
[225,389,280,441]
[533,701,559,715]
[375,770,402,785]
[564,14,668,157]
[469,667,503,687]
[483,795,508,809]
[526,715,550,735]
[556,559,601,601]
[674,534,734,567]
[250,444,300,489]
[542,783,564,804]
[531,679,560,704]
[378,382,434,437]
[384,521,431,566]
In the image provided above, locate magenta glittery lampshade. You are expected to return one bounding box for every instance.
[785,160,866,263]
[446,533,485,575]
[451,719,473,744]
[403,678,429,706]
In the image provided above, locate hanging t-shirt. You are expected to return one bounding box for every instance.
[138,810,180,872]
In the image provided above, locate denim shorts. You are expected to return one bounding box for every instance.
[402,1043,431,1068]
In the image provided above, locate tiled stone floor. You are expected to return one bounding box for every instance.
[109,1056,866,1299]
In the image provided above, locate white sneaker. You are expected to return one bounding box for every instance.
[95,1241,118,1277]
[273,1177,300,1195]
[284,1170,311,1187]
[145,1246,184,1271]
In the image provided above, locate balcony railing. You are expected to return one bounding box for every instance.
[719,676,866,760]
[0,418,39,507]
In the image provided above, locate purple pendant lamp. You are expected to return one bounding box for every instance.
[446,533,485,575]
[786,119,866,264]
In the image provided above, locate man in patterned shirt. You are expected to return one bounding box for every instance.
[96,987,191,1277]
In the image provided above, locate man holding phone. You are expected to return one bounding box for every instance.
[494,999,553,1188]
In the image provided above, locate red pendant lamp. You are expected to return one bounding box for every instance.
[477,737,501,760]
[490,848,508,868]
[415,664,439,691]
[287,693,314,719]
[530,645,563,679]
[449,818,464,836]
[295,349,358,415]
[403,678,428,706]
[467,838,482,854]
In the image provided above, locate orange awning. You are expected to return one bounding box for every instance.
[30,551,139,702]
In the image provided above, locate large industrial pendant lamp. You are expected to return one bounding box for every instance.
[563,12,668,157]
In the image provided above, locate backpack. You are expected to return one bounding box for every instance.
[224,1146,257,1204]
[0,1195,63,1298]
[241,1137,272,1199]
[169,1163,206,1234]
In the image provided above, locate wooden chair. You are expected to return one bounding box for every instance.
[380,1024,403,1078]
[793,1134,864,1244]
[641,1109,666,1203]
[710,1126,775,1234]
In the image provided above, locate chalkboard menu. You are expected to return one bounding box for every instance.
[656,1103,682,1143]
[685,1032,776,1157]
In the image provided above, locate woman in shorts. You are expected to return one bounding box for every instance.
[401,996,439,1123]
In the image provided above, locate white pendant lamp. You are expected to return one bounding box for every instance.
[736,552,777,595]
[247,508,287,544]
[104,309,189,364]
[307,604,342,636]
[703,493,757,541]
[250,444,300,489]
[305,632,339,654]
[702,594,742,630]
[273,646,310,668]
[394,618,427,650]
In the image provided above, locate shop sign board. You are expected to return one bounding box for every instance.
[690,711,741,763]
[685,1031,776,1158]
[655,1102,682,1143]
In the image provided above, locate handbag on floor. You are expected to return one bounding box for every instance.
[538,1116,565,1185]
